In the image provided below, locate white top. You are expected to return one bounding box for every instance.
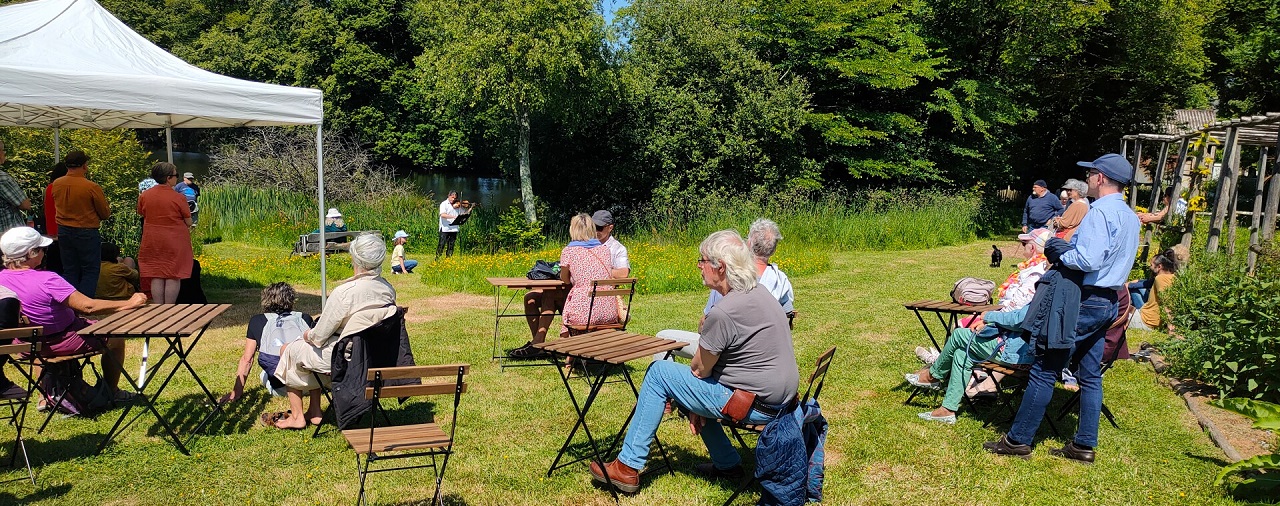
[603,236,630,271]
[438,200,459,232]
[704,263,795,314]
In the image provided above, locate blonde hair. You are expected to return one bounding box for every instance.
[2,250,37,269]
[700,230,757,293]
[569,213,595,242]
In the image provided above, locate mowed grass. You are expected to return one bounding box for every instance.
[0,240,1242,505]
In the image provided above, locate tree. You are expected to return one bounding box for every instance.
[408,0,607,222]
[1204,0,1280,115]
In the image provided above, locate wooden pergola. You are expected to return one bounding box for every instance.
[1120,111,1280,274]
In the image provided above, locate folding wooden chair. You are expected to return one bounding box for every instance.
[720,346,836,506]
[565,278,636,336]
[0,337,40,485]
[344,364,468,506]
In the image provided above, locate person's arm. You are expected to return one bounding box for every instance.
[1056,210,1110,273]
[64,291,147,314]
[611,243,630,278]
[691,345,719,379]
[1022,197,1031,231]
[305,290,350,347]
[17,198,30,211]
[559,264,572,283]
[93,185,111,220]
[1056,201,1088,230]
[221,339,258,403]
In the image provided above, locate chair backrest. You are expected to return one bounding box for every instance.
[0,340,39,357]
[365,364,470,443]
[582,278,637,331]
[801,346,836,404]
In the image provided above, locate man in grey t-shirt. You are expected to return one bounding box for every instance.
[590,230,799,494]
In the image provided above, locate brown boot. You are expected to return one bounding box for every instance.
[589,460,640,493]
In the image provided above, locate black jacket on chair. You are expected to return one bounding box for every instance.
[329,308,417,429]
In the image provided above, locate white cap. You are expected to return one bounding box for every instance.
[326,208,342,218]
[0,227,53,257]
[393,230,409,239]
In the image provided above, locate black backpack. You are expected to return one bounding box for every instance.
[39,361,113,416]
[526,260,560,280]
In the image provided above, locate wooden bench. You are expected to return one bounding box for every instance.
[291,230,381,257]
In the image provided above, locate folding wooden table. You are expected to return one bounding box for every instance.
[485,277,566,367]
[534,330,685,499]
[903,300,1001,351]
[80,303,231,455]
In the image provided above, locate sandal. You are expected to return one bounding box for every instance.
[259,410,290,427]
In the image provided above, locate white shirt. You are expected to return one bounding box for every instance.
[704,263,795,314]
[438,200,459,232]
[603,236,629,271]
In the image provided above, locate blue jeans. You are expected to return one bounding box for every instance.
[618,360,776,471]
[1008,291,1117,448]
[392,259,418,273]
[1127,279,1150,309]
[57,226,101,297]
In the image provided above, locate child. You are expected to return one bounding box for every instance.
[221,283,314,409]
[96,242,140,301]
[391,230,418,274]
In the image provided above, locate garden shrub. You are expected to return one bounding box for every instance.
[1162,243,1280,402]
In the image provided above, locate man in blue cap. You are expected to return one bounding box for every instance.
[1022,179,1064,233]
[984,153,1139,464]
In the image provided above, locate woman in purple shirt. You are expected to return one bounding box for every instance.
[0,227,147,399]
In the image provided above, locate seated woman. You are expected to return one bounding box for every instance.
[0,227,148,399]
[312,208,350,250]
[1128,249,1179,332]
[221,282,314,408]
[916,228,1049,364]
[906,307,1034,424]
[271,234,396,429]
[510,214,618,358]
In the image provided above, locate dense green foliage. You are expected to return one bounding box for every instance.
[1162,244,1280,403]
[1210,398,1280,499]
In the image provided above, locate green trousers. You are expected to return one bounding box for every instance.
[928,327,999,411]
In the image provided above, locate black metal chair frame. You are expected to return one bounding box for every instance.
[1,340,41,485]
[350,365,466,506]
[566,278,637,337]
[1054,320,1130,429]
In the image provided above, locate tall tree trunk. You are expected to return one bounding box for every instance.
[517,108,537,223]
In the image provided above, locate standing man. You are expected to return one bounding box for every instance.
[51,150,110,297]
[984,153,1139,463]
[176,172,200,225]
[1023,179,1064,233]
[0,140,32,232]
[592,210,629,277]
[437,190,459,259]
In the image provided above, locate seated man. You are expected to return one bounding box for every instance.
[654,218,794,360]
[96,242,139,301]
[590,230,799,493]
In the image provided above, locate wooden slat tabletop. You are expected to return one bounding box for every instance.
[486,277,568,290]
[534,330,685,365]
[903,299,1000,314]
[81,304,232,337]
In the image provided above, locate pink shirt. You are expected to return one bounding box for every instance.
[0,268,78,335]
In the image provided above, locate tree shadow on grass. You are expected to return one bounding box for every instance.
[0,482,71,505]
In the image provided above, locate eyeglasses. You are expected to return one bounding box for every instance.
[696,258,710,266]
[1084,169,1101,179]
[168,173,178,178]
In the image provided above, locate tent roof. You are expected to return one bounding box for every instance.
[0,0,322,129]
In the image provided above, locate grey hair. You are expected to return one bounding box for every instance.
[747,218,783,261]
[700,230,757,293]
[1062,179,1088,197]
[1,250,37,269]
[348,233,386,271]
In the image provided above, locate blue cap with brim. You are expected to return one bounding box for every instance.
[1077,154,1134,185]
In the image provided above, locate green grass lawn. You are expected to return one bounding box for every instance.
[0,240,1242,505]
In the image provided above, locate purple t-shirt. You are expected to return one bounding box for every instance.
[0,268,78,336]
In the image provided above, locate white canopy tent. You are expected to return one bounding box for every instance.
[0,0,335,298]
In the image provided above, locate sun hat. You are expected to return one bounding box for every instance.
[326,208,342,218]
[393,230,409,240]
[1061,178,1088,196]
[591,210,613,227]
[0,227,53,257]
[1017,228,1053,250]
[1077,153,1134,185]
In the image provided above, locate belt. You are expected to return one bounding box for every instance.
[751,397,796,418]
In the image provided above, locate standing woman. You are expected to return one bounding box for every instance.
[137,162,193,303]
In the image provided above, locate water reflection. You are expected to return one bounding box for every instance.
[408,173,521,211]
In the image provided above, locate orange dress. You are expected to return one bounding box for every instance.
[137,185,193,279]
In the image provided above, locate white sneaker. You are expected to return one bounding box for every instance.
[905,373,941,390]
[915,346,940,365]
[918,411,957,424]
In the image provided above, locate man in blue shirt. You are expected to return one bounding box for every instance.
[985,153,1140,464]
[1022,179,1064,233]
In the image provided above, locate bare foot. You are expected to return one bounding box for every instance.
[274,414,307,430]
[917,369,936,383]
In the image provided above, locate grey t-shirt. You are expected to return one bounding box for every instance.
[699,284,799,405]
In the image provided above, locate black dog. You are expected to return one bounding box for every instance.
[990,245,1002,268]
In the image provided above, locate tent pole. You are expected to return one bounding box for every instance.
[317,126,327,306]
[165,123,174,162]
[53,127,60,162]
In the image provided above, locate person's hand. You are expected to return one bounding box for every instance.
[689,413,706,436]
[968,315,986,332]
[127,292,149,308]
[219,387,241,405]
[1021,226,1028,233]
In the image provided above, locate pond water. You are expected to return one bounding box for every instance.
[152,151,522,211]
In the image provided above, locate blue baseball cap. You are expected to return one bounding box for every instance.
[1077,154,1134,185]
